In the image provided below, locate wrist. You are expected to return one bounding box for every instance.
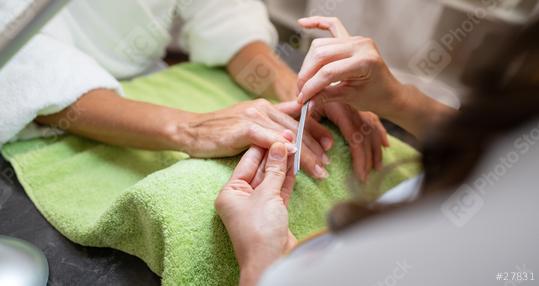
[160,110,198,153]
[376,81,411,121]
[239,256,276,286]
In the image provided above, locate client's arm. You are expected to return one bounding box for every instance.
[36,89,189,151]
[36,89,333,179]
[228,41,298,102]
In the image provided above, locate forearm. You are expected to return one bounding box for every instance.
[381,84,457,139]
[228,41,297,102]
[35,89,194,151]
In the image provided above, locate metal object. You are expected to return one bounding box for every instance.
[0,236,49,286]
[293,101,310,175]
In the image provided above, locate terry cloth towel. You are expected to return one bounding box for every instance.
[1,64,420,285]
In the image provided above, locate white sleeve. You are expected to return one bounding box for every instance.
[0,33,123,145]
[177,0,278,66]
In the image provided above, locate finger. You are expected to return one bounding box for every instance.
[298,42,355,91]
[251,152,268,189]
[375,119,390,147]
[281,160,296,207]
[309,101,325,121]
[275,101,302,119]
[258,142,289,193]
[350,144,367,183]
[299,57,370,104]
[298,16,351,38]
[362,132,373,180]
[311,86,350,113]
[301,146,329,180]
[371,132,383,172]
[307,120,334,151]
[329,107,368,182]
[265,107,328,166]
[230,146,265,182]
[246,124,297,154]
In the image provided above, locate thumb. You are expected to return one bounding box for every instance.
[257,142,289,194]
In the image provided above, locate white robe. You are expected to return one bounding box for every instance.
[0,0,277,144]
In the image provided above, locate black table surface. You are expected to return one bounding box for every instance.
[0,155,160,286]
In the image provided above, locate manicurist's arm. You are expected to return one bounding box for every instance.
[296,17,457,139]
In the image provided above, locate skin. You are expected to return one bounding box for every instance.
[36,90,331,179]
[215,143,296,286]
[228,41,389,181]
[296,16,456,139]
[36,40,387,180]
[216,16,459,286]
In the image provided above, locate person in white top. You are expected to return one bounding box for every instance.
[0,0,388,181]
[215,16,539,285]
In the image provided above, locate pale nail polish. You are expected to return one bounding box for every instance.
[322,154,330,165]
[320,137,332,151]
[286,143,297,154]
[315,165,329,179]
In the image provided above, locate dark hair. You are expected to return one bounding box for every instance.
[329,17,539,232]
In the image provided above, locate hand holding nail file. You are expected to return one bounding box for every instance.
[293,101,310,175]
[294,17,352,175]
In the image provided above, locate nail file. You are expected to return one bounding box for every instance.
[294,101,310,175]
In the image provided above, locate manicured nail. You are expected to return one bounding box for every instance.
[285,143,297,154]
[320,137,332,151]
[297,92,304,104]
[270,143,287,160]
[315,165,329,179]
[322,154,330,165]
[282,130,295,142]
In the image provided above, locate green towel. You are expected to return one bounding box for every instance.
[2,64,420,285]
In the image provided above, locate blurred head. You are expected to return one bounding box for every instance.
[329,16,539,232]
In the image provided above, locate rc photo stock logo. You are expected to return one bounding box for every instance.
[409,41,452,82]
[236,54,278,96]
[441,184,485,228]
[408,1,494,82]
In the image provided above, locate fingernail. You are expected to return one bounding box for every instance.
[297,92,304,103]
[315,165,329,179]
[270,143,287,160]
[320,137,332,151]
[282,130,295,142]
[322,154,330,165]
[285,143,297,154]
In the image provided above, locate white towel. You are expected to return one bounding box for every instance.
[0,33,122,145]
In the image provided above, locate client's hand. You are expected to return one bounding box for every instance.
[179,99,332,179]
[311,102,389,181]
[216,143,297,286]
[296,17,404,119]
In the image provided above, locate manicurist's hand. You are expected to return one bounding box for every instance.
[296,16,457,139]
[180,99,332,179]
[216,143,297,286]
[296,17,403,119]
